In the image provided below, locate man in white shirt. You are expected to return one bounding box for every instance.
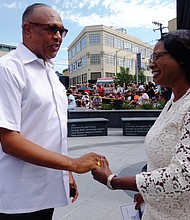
[0,3,104,220]
[67,90,77,110]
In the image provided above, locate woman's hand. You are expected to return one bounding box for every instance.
[134,193,144,210]
[91,157,112,185]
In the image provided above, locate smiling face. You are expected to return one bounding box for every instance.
[149,41,186,88]
[22,6,65,61]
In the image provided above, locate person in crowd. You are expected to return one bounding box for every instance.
[67,89,76,110]
[92,29,190,219]
[137,90,150,106]
[97,84,104,97]
[92,93,102,110]
[81,92,90,107]
[145,81,156,100]
[0,3,104,219]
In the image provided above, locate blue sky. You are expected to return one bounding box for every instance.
[0,0,176,72]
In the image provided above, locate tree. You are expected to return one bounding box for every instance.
[138,69,146,83]
[116,67,133,84]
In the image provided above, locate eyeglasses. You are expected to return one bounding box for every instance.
[28,22,68,38]
[148,51,169,64]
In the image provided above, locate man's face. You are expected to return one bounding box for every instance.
[23,6,68,61]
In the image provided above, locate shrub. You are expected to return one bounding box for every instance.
[122,102,135,109]
[101,103,112,110]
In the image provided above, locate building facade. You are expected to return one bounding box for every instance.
[68,25,153,86]
[0,43,16,57]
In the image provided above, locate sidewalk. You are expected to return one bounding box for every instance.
[53,128,147,220]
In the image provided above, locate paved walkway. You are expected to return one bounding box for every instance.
[53,129,147,220]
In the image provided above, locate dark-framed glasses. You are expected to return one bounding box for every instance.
[148,51,169,64]
[28,22,68,38]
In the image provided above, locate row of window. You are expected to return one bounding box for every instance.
[68,32,152,60]
[68,53,148,73]
[70,72,152,86]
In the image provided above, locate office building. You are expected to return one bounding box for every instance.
[68,25,153,86]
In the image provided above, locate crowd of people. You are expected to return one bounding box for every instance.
[67,81,172,110]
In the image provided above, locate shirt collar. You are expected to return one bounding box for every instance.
[16,42,54,67]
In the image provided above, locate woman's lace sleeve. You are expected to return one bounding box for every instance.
[136,108,190,199]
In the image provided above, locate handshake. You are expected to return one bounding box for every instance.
[72,152,116,189]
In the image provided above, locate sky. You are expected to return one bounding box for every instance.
[0,0,176,72]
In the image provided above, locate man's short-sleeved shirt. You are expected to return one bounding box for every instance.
[0,43,69,213]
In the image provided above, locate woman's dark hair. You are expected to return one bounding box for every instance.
[159,30,190,81]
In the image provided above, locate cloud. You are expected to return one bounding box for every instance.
[56,0,176,29]
[0,1,23,9]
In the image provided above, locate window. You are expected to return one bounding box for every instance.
[114,38,123,49]
[81,36,87,49]
[90,54,101,65]
[124,41,132,52]
[104,54,115,65]
[71,47,76,57]
[68,50,72,59]
[77,60,82,69]
[81,56,87,67]
[77,75,82,84]
[89,34,100,45]
[82,74,87,83]
[72,63,76,71]
[105,72,115,77]
[104,35,114,47]
[91,72,101,80]
[76,42,80,54]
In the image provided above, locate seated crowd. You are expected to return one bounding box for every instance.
[67,82,172,110]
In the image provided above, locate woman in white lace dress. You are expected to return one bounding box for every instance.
[92,30,190,220]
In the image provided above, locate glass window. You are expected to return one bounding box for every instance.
[89,34,100,45]
[77,75,82,84]
[104,54,115,65]
[82,73,87,83]
[81,56,87,67]
[114,38,123,49]
[71,47,76,57]
[105,72,115,77]
[104,35,114,47]
[76,42,80,54]
[68,50,72,59]
[72,63,76,71]
[91,72,101,80]
[81,36,87,49]
[90,54,101,65]
[77,60,82,69]
[124,41,132,52]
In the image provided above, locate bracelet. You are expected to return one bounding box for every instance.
[107,173,117,190]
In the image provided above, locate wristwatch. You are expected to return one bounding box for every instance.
[107,173,117,190]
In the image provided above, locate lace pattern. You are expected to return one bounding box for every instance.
[136,89,190,219]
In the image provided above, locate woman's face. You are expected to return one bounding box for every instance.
[149,41,185,88]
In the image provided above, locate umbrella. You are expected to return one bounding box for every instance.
[77,87,93,94]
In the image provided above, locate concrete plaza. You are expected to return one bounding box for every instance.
[53,128,147,220]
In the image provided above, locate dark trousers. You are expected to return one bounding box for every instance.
[0,208,54,220]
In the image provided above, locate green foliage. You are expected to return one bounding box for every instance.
[122,102,135,109]
[116,67,134,84]
[100,100,165,110]
[101,103,112,110]
[155,100,165,109]
[138,69,146,83]
[139,102,155,109]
